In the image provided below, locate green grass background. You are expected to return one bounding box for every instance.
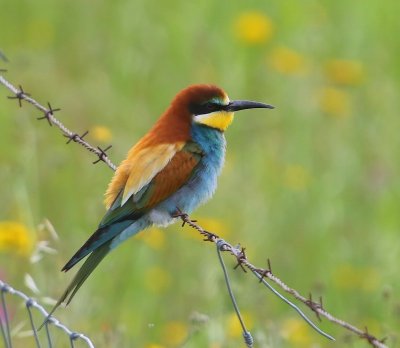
[1,0,399,347]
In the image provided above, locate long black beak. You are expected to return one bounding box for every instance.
[225,100,274,112]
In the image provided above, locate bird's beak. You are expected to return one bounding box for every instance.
[225,100,275,112]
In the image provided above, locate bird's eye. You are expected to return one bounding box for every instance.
[204,102,217,111]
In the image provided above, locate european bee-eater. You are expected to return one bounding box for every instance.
[48,84,273,317]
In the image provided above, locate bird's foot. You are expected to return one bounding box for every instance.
[172,208,187,219]
[172,208,195,227]
[200,230,219,242]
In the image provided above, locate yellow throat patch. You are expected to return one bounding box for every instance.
[195,111,234,131]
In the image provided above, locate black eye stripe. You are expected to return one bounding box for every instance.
[189,102,224,115]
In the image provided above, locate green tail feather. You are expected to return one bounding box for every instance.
[39,242,111,330]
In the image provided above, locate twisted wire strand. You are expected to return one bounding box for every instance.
[0,280,95,348]
[216,240,254,348]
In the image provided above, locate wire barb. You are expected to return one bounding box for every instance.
[305,293,324,322]
[233,247,247,273]
[256,259,273,283]
[64,130,89,144]
[7,84,30,107]
[360,327,387,346]
[37,102,61,126]
[92,145,112,164]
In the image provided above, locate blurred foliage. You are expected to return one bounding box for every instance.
[1,0,400,347]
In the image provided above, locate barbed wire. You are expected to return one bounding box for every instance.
[0,76,116,171]
[176,213,388,348]
[0,280,94,348]
[0,72,389,347]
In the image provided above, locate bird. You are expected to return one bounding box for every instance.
[44,84,273,322]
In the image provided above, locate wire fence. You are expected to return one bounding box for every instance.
[0,280,94,348]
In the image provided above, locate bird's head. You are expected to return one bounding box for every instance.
[170,84,274,132]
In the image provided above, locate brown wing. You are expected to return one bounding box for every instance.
[141,148,202,208]
[104,142,185,209]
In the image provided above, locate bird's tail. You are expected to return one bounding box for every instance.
[39,242,111,329]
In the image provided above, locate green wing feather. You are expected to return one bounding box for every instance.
[40,242,111,329]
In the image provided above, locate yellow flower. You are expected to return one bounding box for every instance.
[146,344,166,348]
[319,87,351,117]
[161,321,188,346]
[0,221,34,256]
[135,227,165,250]
[283,165,310,191]
[226,312,254,338]
[145,266,171,294]
[325,59,364,86]
[281,318,313,347]
[269,47,307,75]
[91,126,113,143]
[333,265,380,292]
[234,11,274,44]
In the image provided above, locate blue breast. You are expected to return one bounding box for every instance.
[187,123,226,208]
[152,123,226,220]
